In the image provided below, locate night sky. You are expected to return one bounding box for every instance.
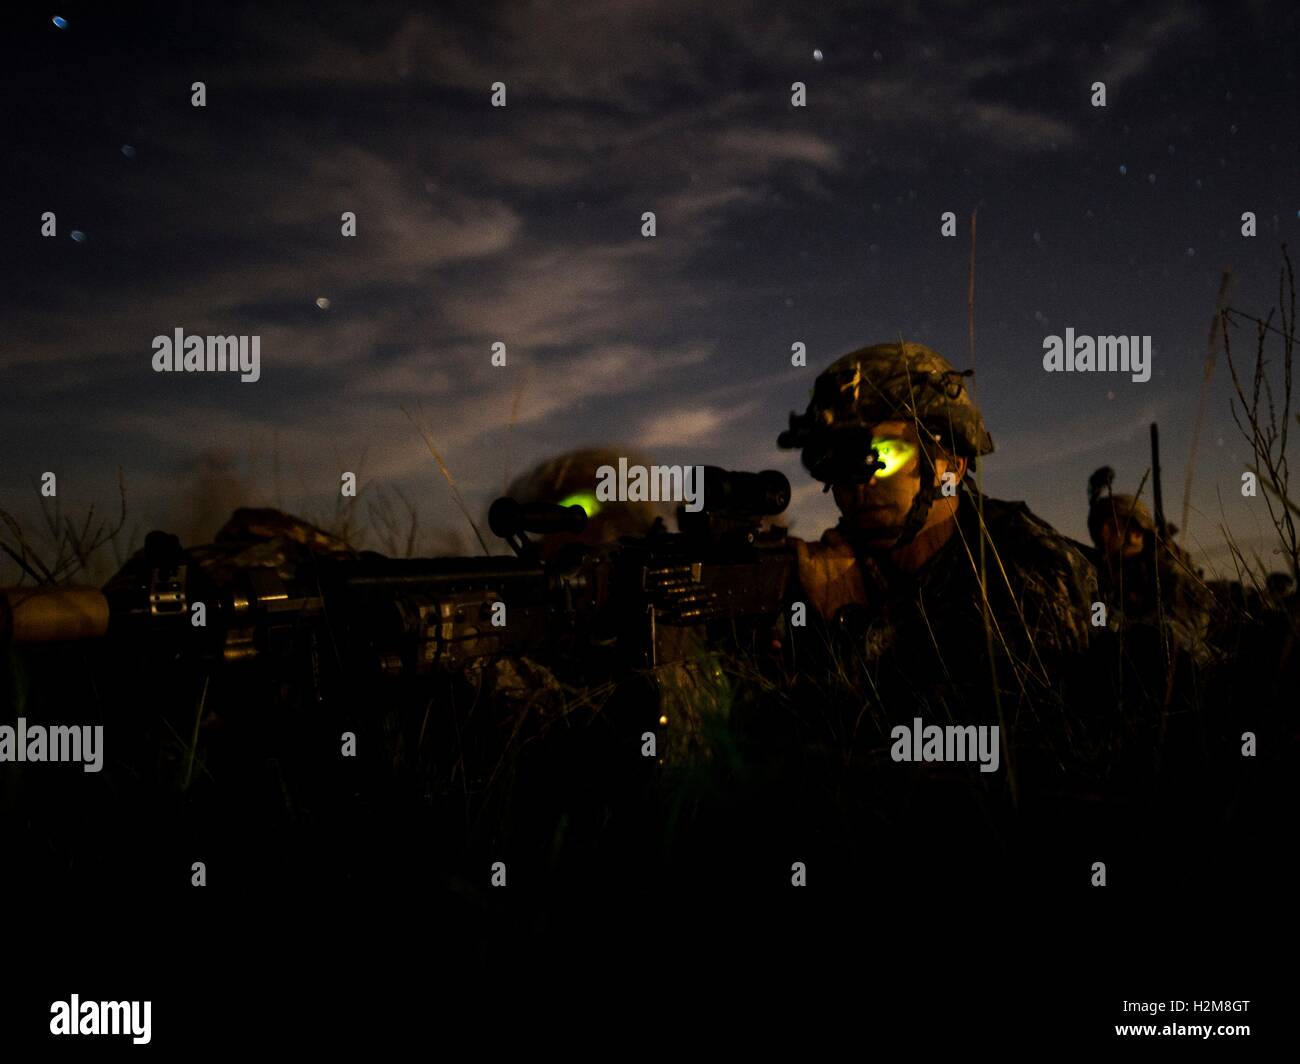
[3,1,1297,577]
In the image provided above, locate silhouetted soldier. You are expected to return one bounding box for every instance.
[502,447,671,561]
[1085,466,1212,666]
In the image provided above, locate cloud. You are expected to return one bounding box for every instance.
[345,353,456,398]
[2,143,522,373]
[435,240,690,344]
[226,2,1094,202]
[639,401,757,447]
[712,129,841,169]
[990,399,1175,475]
[965,103,1077,151]
[239,4,726,105]
[3,0,1238,561]
[1099,5,1206,90]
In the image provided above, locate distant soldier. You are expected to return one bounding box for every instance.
[494,444,682,712]
[507,447,733,762]
[776,341,1099,765]
[1085,467,1212,663]
[502,447,672,560]
[498,447,687,851]
[190,506,354,579]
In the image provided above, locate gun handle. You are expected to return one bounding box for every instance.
[0,586,110,643]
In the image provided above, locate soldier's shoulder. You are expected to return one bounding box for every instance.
[975,496,1081,554]
[189,508,355,581]
[214,508,352,553]
[973,496,1097,590]
[968,496,1098,653]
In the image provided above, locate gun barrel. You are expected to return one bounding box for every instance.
[0,586,110,644]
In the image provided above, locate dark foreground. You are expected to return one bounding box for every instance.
[2,633,1294,1053]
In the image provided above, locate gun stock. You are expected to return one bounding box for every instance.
[0,586,110,643]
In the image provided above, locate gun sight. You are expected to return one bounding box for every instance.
[699,467,790,516]
[488,498,589,540]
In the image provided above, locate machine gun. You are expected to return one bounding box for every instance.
[1,467,794,689]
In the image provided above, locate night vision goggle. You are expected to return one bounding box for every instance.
[796,428,918,488]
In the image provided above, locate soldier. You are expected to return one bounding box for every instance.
[501,443,728,738]
[506,447,731,765]
[495,448,686,867]
[774,341,1099,774]
[491,445,681,709]
[1085,467,1213,666]
[502,447,672,561]
[1087,484,1154,569]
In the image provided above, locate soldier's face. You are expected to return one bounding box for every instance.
[831,420,954,547]
[1100,518,1146,559]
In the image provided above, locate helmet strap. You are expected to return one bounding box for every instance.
[888,462,939,551]
[844,446,942,554]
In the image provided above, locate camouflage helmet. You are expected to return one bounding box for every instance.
[504,447,672,558]
[1088,493,1155,545]
[778,341,993,482]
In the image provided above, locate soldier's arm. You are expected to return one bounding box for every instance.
[790,528,867,623]
[1013,541,1099,663]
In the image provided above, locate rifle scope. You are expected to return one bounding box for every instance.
[699,467,790,515]
[488,498,589,539]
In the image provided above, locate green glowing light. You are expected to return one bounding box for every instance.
[869,438,915,479]
[557,492,601,517]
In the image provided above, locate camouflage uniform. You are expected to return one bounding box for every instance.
[188,506,355,581]
[480,447,674,708]
[808,495,1095,689]
[505,448,731,764]
[1085,482,1214,666]
[775,342,1099,771]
